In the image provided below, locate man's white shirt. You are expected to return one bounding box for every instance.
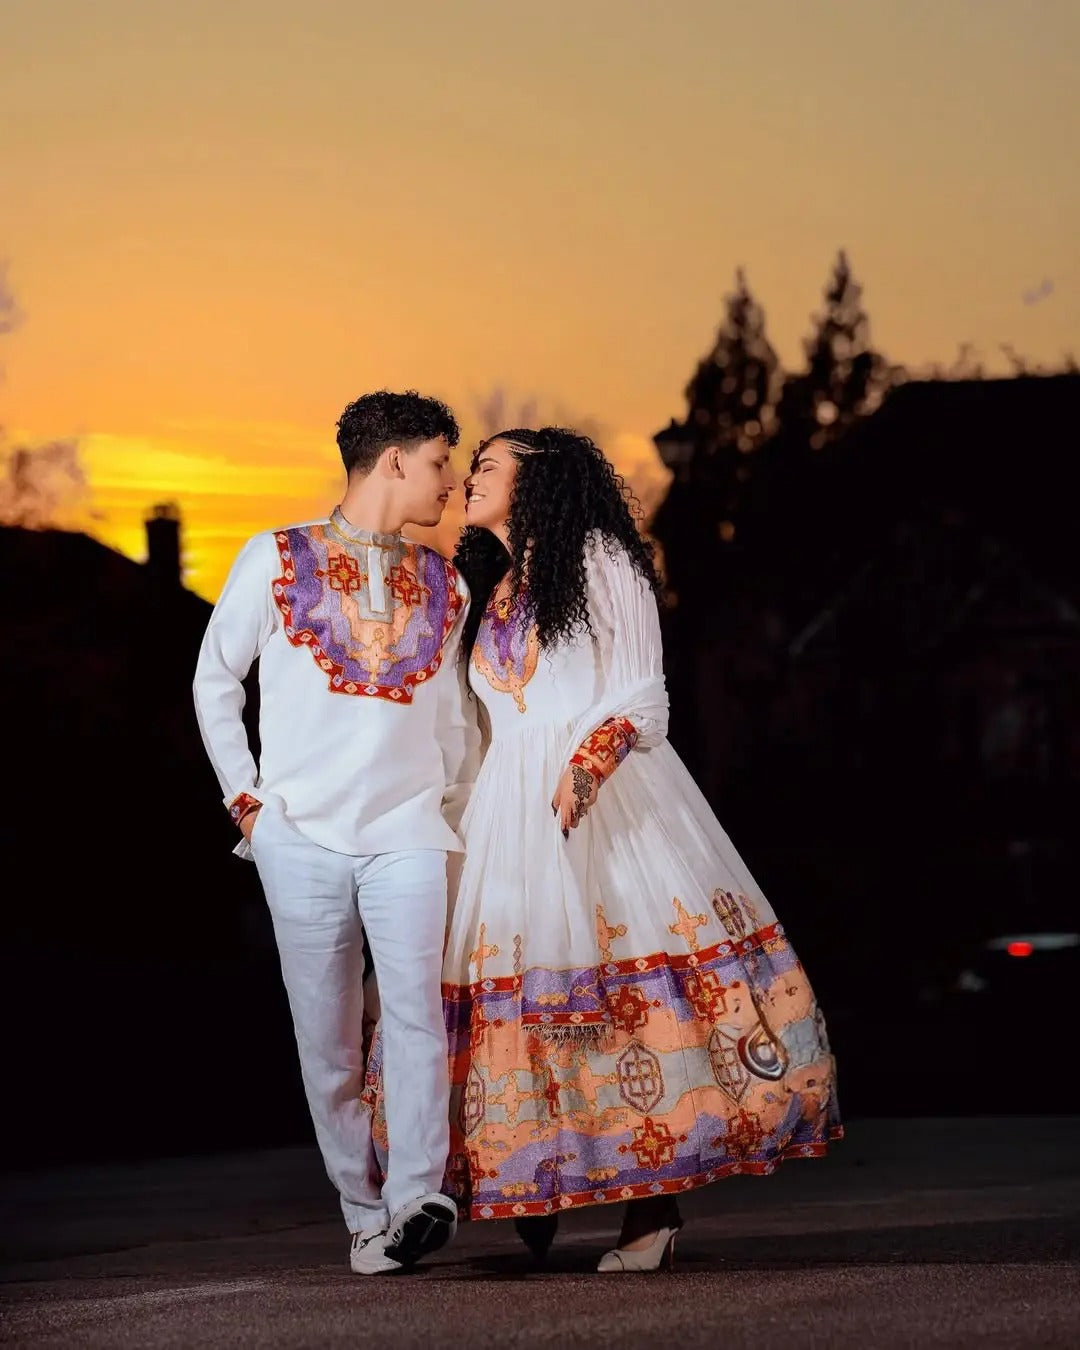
[193,514,480,859]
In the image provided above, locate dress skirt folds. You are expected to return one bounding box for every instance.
[367,534,842,1219]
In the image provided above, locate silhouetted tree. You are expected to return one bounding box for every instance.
[737,251,899,613]
[0,268,88,526]
[472,383,608,453]
[778,249,892,449]
[473,386,540,441]
[0,262,21,345]
[922,341,1076,381]
[687,267,779,455]
[680,267,779,549]
[945,342,987,380]
[646,272,782,789]
[0,442,88,527]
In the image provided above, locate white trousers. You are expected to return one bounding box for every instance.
[250,800,449,1234]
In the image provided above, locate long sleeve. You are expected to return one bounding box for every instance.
[563,533,669,772]
[192,532,278,819]
[436,589,484,834]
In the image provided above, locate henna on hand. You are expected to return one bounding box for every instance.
[571,764,595,809]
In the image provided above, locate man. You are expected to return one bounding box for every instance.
[193,390,479,1275]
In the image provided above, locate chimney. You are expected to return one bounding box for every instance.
[146,501,182,591]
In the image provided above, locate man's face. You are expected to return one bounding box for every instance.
[398,435,456,527]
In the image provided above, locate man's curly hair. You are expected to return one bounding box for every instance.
[335,389,460,476]
[454,426,662,661]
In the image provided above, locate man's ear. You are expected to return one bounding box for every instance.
[385,444,406,478]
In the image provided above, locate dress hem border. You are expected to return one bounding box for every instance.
[458,1124,845,1221]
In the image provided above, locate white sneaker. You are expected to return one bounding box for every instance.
[384,1193,458,1267]
[349,1227,402,1276]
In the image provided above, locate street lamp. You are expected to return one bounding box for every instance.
[653,419,695,470]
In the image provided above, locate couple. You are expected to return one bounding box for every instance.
[193,389,842,1278]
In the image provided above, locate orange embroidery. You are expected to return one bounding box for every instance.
[668,897,708,953]
[595,904,628,962]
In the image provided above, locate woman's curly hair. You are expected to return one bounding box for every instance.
[454,426,662,660]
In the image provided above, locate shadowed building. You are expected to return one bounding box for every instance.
[647,372,1080,1035]
[4,510,302,1166]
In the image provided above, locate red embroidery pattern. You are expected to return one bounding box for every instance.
[388,563,424,606]
[618,1116,686,1170]
[684,969,734,1023]
[570,716,639,783]
[315,553,365,595]
[605,984,653,1034]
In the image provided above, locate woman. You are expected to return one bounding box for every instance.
[435,425,841,1272]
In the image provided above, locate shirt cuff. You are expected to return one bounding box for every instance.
[227,792,262,828]
[570,716,639,784]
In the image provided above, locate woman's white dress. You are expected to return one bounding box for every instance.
[369,533,841,1220]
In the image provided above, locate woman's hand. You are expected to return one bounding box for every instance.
[552,763,599,837]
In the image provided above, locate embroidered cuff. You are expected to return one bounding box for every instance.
[228,792,262,828]
[570,716,639,784]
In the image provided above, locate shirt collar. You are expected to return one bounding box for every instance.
[328,507,401,549]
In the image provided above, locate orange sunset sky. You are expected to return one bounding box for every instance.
[3,0,1077,602]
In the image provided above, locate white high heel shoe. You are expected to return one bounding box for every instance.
[596,1224,681,1273]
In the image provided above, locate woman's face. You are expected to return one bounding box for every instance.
[463,437,519,532]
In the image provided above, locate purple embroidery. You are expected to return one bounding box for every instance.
[472,593,539,711]
[273,526,461,702]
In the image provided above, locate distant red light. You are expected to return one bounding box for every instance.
[1006,941,1034,958]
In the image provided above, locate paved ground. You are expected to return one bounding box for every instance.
[2,1117,1078,1349]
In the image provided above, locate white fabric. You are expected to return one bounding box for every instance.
[250,802,450,1234]
[562,533,669,758]
[444,533,778,991]
[192,521,480,860]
